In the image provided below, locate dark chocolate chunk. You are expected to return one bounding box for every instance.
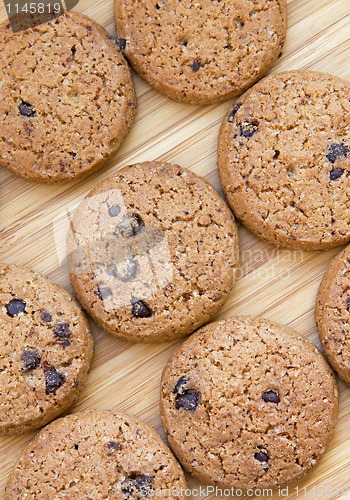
[191,60,201,72]
[107,34,127,50]
[107,258,138,282]
[19,102,36,117]
[53,323,71,346]
[174,376,188,395]
[74,444,79,450]
[129,213,145,236]
[6,299,26,317]
[107,441,121,452]
[329,168,344,181]
[175,391,200,411]
[254,451,269,463]
[116,37,127,50]
[53,323,70,337]
[59,338,71,347]
[41,311,52,323]
[326,143,348,164]
[131,298,152,318]
[108,205,121,217]
[21,349,41,372]
[228,103,242,123]
[262,390,280,404]
[45,366,65,394]
[97,284,113,300]
[118,213,145,238]
[239,121,259,138]
[121,473,153,497]
[346,298,350,310]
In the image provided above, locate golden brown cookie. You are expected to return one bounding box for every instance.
[114,0,287,104]
[218,70,350,250]
[5,410,187,499]
[0,11,136,183]
[67,161,238,342]
[0,264,93,434]
[316,244,350,385]
[160,316,338,489]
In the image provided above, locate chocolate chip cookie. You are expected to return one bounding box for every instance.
[5,410,187,498]
[0,11,136,182]
[114,0,287,104]
[160,316,338,489]
[0,264,93,434]
[218,70,350,250]
[316,244,350,385]
[67,161,238,342]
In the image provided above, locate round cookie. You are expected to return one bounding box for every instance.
[5,410,187,499]
[67,161,238,342]
[316,244,350,385]
[0,264,93,434]
[0,11,136,182]
[160,316,338,489]
[114,0,287,104]
[218,70,350,250]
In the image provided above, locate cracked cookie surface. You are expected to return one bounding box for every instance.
[218,70,350,250]
[160,316,338,489]
[0,11,136,182]
[316,244,350,385]
[0,264,93,434]
[67,161,238,342]
[114,0,287,104]
[5,410,187,499]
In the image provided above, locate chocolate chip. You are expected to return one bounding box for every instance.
[329,168,344,181]
[97,284,113,300]
[326,143,349,164]
[71,46,77,56]
[6,299,26,317]
[21,349,41,372]
[131,298,152,318]
[19,102,36,117]
[121,473,153,497]
[108,205,121,217]
[107,441,121,452]
[239,121,259,138]
[107,34,127,50]
[174,376,188,395]
[262,390,280,404]
[254,451,269,463]
[74,444,79,450]
[130,214,145,235]
[175,391,199,411]
[45,366,65,394]
[53,323,71,346]
[118,213,145,238]
[346,298,350,310]
[191,60,201,72]
[116,37,127,50]
[107,258,138,282]
[41,311,52,322]
[228,103,242,123]
[53,323,70,337]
